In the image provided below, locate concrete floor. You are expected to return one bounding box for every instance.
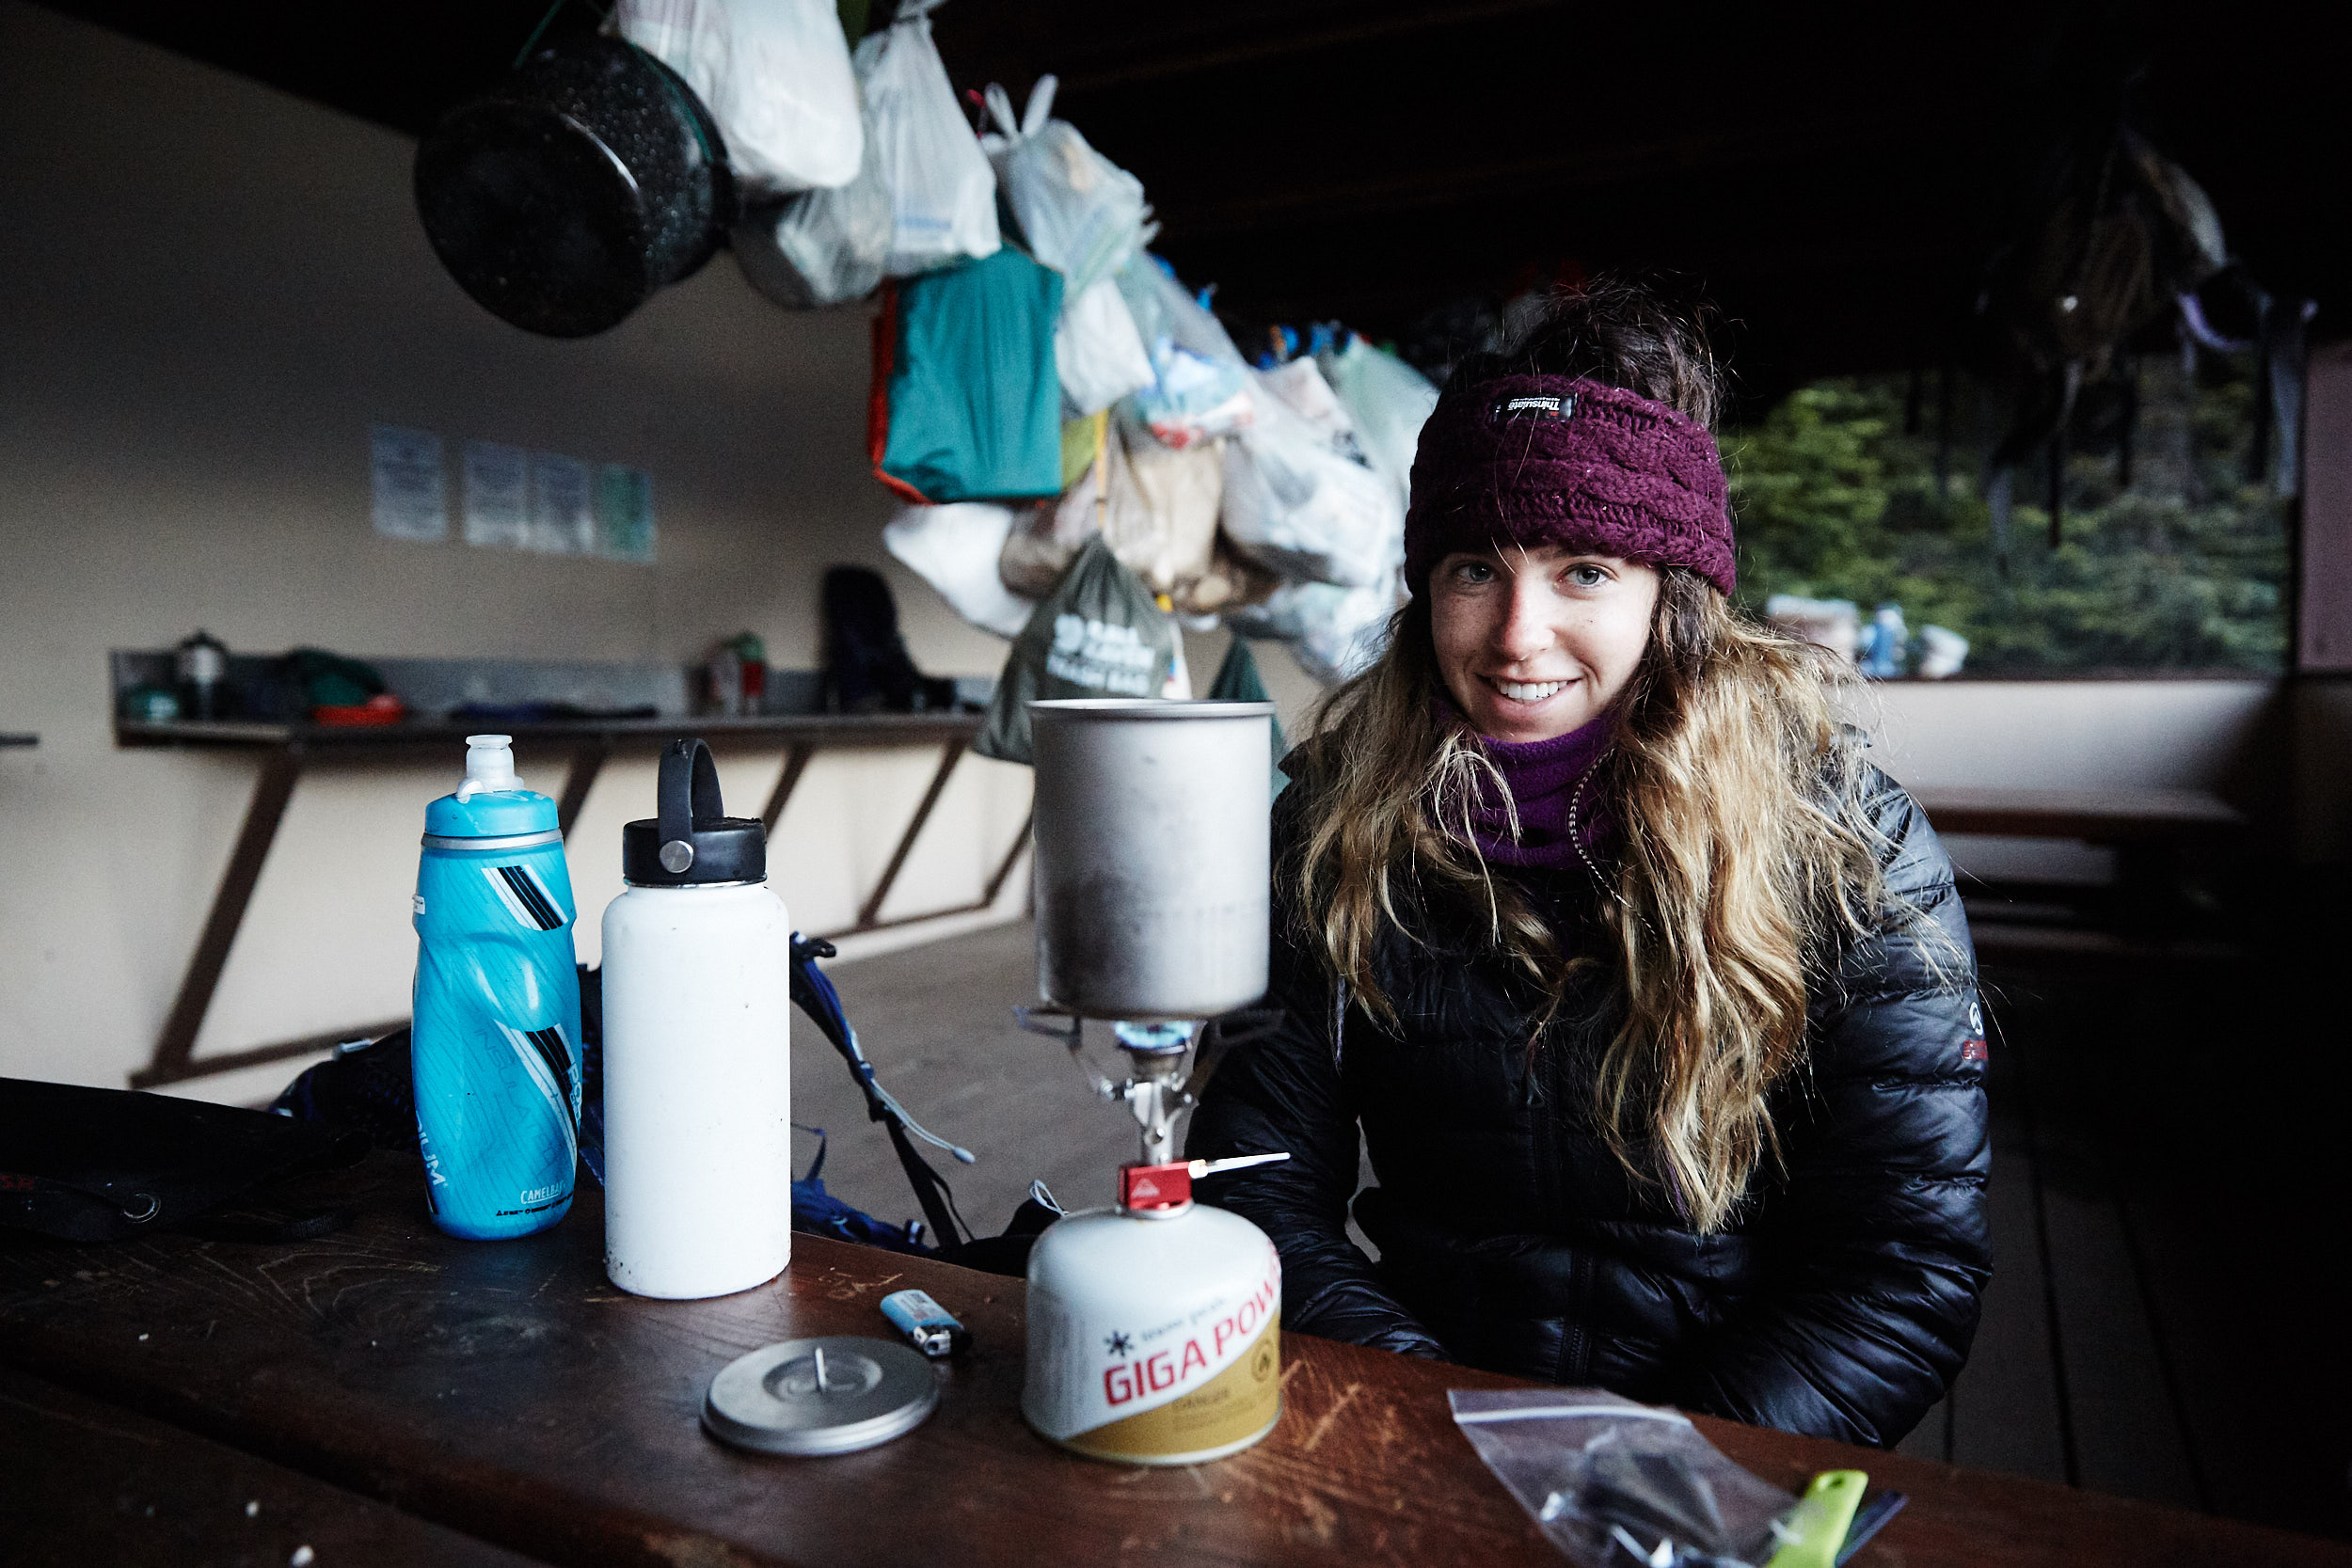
[791,919,1136,1240]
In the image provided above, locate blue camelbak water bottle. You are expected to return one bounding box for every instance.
[410,734,583,1240]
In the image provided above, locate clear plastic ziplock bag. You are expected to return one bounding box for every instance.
[1450,1389,1796,1567]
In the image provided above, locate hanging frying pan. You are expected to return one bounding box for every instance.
[415,37,736,338]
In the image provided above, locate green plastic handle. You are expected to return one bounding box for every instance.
[1764,1469,1868,1568]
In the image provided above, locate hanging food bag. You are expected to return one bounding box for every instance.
[619,0,863,197]
[977,537,1176,765]
[1055,277,1155,416]
[883,501,1037,639]
[1317,334,1439,510]
[1000,490,1094,600]
[1001,420,1220,598]
[732,92,892,309]
[1226,579,1400,687]
[1115,420,1222,593]
[855,0,1000,276]
[1219,373,1402,589]
[871,248,1065,503]
[1171,537,1283,618]
[1258,357,1358,441]
[979,76,1152,297]
[1114,258,1256,450]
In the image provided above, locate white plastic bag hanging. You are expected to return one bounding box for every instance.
[619,0,863,197]
[1219,373,1402,590]
[979,76,1152,297]
[1258,357,1374,467]
[732,94,892,308]
[1055,277,1154,416]
[1317,335,1439,511]
[855,0,999,276]
[883,501,1037,639]
[1225,578,1399,686]
[1115,256,1255,449]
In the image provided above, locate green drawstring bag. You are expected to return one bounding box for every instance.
[1206,637,1288,798]
[876,248,1065,504]
[977,538,1174,765]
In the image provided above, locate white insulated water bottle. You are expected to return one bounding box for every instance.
[602,738,793,1299]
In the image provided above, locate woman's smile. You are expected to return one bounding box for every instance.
[1431,545,1660,741]
[1482,674,1577,705]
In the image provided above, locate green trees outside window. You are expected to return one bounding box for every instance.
[1723,353,2288,674]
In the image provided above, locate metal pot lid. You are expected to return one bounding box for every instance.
[1028,699,1277,720]
[703,1336,940,1456]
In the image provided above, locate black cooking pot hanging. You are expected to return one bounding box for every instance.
[415,37,736,338]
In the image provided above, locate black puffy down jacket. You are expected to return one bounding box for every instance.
[1186,760,1991,1448]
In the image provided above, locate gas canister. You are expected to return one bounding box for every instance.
[1024,1156,1285,1465]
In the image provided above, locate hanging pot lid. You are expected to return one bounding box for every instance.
[415,37,735,338]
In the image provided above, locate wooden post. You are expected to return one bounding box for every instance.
[761,742,817,832]
[855,739,966,930]
[137,744,305,1086]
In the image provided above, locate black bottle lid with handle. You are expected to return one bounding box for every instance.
[622,737,766,885]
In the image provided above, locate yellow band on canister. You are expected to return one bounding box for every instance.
[1056,1320,1279,1463]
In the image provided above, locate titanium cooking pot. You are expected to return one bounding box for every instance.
[1029,700,1275,1022]
[415,37,736,338]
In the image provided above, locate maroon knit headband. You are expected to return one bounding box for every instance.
[1403,374,1735,596]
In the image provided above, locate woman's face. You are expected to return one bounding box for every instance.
[1428,546,1660,742]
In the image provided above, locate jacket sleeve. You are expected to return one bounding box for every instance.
[1667,775,1992,1446]
[1185,797,1449,1358]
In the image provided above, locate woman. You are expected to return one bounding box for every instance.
[1187,282,1989,1448]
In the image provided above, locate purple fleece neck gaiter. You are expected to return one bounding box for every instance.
[1447,706,1615,871]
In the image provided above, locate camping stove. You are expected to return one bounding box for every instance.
[1012,1010,1290,1465]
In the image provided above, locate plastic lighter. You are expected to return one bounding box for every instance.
[880,1289,968,1358]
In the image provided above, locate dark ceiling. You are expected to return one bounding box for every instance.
[33,0,2350,405]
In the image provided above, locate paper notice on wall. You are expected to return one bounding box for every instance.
[530,452,594,555]
[464,440,532,548]
[370,425,447,541]
[595,465,657,563]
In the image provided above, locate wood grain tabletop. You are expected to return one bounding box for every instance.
[1,1152,2342,1568]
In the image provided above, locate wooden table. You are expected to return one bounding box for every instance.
[1909,784,2247,938]
[2,1153,2341,1568]
[1905,786,2247,846]
[0,1364,549,1566]
[117,713,1024,1090]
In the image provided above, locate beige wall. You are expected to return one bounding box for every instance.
[1862,679,2280,793]
[1,6,2332,1101]
[0,4,1052,1098]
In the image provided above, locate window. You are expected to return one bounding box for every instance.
[1724,349,2288,675]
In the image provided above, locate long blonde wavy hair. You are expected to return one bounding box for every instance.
[1291,281,1890,1233]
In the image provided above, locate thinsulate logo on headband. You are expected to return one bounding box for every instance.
[1490,394,1575,422]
